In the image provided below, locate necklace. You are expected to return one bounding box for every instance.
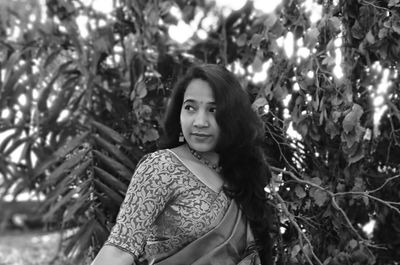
[187,145,222,174]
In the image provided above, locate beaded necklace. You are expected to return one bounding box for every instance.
[187,145,222,174]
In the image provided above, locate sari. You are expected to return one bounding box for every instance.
[105,150,260,264]
[153,201,261,265]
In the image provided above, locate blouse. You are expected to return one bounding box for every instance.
[104,149,230,263]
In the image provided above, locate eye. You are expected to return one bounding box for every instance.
[209,106,217,113]
[183,104,195,111]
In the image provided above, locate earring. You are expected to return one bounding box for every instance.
[179,132,184,143]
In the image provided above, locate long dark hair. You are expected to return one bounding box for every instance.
[160,64,273,265]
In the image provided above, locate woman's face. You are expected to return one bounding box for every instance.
[180,79,220,153]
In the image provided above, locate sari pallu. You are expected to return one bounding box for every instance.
[151,201,261,265]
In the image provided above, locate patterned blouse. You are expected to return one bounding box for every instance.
[104,149,230,264]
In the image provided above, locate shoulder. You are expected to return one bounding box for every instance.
[135,149,177,174]
[137,149,173,165]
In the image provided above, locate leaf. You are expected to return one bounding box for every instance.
[142,128,160,143]
[351,21,364,39]
[392,23,400,35]
[96,193,117,213]
[329,17,341,31]
[342,104,363,133]
[378,28,388,39]
[93,207,108,227]
[63,194,90,222]
[351,176,364,192]
[46,180,90,221]
[43,48,62,69]
[264,13,277,29]
[264,83,273,100]
[273,84,288,101]
[365,30,375,44]
[270,20,285,36]
[250,33,263,48]
[43,187,76,220]
[252,97,268,111]
[304,27,319,48]
[323,257,332,265]
[133,79,147,99]
[3,137,30,157]
[310,188,328,207]
[252,54,263,72]
[41,163,90,210]
[43,150,88,186]
[33,132,89,178]
[93,26,114,53]
[389,0,400,7]
[347,142,365,165]
[347,239,358,250]
[2,64,30,101]
[37,61,73,112]
[94,178,124,205]
[93,134,136,170]
[139,104,153,120]
[0,129,21,152]
[160,1,177,24]
[310,177,322,186]
[94,166,128,193]
[43,76,79,124]
[236,33,247,47]
[295,185,307,199]
[93,150,132,181]
[64,219,96,260]
[325,120,340,139]
[41,174,74,210]
[91,120,126,144]
[322,56,335,66]
[291,244,301,258]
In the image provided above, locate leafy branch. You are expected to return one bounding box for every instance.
[270,167,400,259]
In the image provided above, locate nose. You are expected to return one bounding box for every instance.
[193,110,209,128]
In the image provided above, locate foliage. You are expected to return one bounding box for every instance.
[1,0,400,264]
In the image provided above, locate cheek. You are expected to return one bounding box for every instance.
[213,118,221,137]
[179,112,189,130]
[212,116,220,129]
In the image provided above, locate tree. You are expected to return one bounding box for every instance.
[0,0,399,264]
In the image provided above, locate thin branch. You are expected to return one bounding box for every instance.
[334,191,400,215]
[360,0,390,11]
[220,17,228,66]
[387,100,400,122]
[365,173,400,194]
[274,192,324,265]
[331,196,365,241]
[271,166,329,192]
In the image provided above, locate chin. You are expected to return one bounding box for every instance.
[189,143,216,153]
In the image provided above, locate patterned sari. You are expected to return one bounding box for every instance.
[104,149,259,264]
[154,200,260,265]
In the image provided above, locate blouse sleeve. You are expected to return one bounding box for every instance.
[104,151,176,259]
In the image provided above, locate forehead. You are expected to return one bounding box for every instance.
[183,79,215,102]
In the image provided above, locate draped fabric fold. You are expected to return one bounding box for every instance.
[153,201,260,265]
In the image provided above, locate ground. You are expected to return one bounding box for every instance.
[0,230,82,265]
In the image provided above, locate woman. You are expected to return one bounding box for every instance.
[91,64,273,265]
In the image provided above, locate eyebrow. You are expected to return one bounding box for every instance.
[183,99,216,105]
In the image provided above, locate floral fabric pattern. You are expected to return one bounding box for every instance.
[105,149,230,262]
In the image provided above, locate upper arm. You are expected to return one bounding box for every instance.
[105,151,177,259]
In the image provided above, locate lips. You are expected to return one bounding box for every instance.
[191,132,211,138]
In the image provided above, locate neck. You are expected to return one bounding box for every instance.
[186,144,220,170]
[201,151,219,165]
